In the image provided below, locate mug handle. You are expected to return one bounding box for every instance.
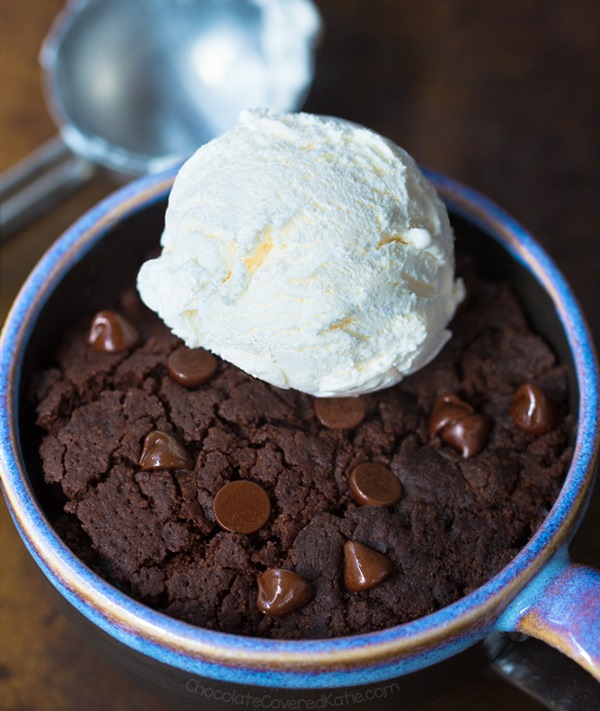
[491,547,600,705]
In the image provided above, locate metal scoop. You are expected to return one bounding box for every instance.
[0,0,321,237]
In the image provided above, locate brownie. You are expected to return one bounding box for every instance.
[32,262,572,639]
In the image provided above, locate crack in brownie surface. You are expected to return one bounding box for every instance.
[33,264,572,639]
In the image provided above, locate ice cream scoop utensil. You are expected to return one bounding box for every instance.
[0,0,320,239]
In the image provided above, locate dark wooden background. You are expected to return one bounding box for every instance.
[1,1,598,709]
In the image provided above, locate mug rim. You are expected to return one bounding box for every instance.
[0,168,598,684]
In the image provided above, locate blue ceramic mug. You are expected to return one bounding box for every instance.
[0,169,598,710]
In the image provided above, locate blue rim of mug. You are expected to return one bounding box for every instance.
[0,167,598,688]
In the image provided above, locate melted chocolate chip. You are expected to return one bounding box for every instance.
[166,346,218,388]
[440,413,491,458]
[343,541,393,592]
[428,393,473,435]
[213,480,271,534]
[349,463,402,507]
[429,393,491,458]
[511,383,557,436]
[314,396,367,429]
[88,310,140,353]
[256,568,312,616]
[139,430,194,470]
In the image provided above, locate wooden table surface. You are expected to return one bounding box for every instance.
[1,1,598,709]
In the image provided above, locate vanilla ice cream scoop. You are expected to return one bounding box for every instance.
[137,110,464,396]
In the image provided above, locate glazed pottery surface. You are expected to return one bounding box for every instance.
[0,169,598,709]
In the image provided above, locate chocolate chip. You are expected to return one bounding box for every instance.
[88,310,140,353]
[511,383,557,436]
[256,568,312,616]
[314,396,367,429]
[440,413,491,458]
[349,463,402,507]
[213,480,271,534]
[428,393,474,435]
[166,346,218,388]
[139,430,194,470]
[429,393,490,458]
[344,541,393,592]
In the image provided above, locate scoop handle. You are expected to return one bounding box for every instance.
[0,136,95,239]
[491,548,600,706]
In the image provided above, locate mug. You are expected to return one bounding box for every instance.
[1,168,598,710]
